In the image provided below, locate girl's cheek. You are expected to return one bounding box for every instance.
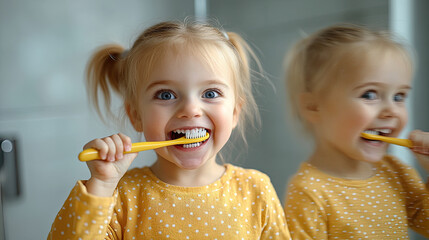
[399,110,408,128]
[341,109,373,135]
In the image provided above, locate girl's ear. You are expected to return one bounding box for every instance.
[298,92,320,123]
[126,103,144,132]
[232,102,242,129]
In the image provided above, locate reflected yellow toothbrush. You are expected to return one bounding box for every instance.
[78,133,210,162]
[360,132,413,148]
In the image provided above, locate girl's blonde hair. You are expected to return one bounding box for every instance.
[86,20,261,145]
[284,24,413,132]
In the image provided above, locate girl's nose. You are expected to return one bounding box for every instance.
[379,100,399,118]
[176,97,203,119]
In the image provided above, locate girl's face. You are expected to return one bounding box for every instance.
[134,50,239,169]
[312,51,412,163]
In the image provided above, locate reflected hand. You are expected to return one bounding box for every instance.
[409,130,429,173]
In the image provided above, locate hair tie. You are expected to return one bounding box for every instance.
[221,31,229,41]
[121,50,129,58]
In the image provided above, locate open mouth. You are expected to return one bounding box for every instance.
[362,129,392,142]
[170,128,209,149]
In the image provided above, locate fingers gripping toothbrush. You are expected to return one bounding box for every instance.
[78,131,210,162]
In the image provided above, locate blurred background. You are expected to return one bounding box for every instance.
[0,0,428,239]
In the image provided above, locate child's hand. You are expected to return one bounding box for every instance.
[409,130,429,173]
[83,133,138,197]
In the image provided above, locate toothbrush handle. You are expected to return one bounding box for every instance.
[383,138,413,148]
[361,132,413,148]
[78,133,209,162]
[78,141,173,162]
[78,149,105,162]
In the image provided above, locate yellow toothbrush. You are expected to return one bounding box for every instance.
[360,132,413,148]
[78,133,210,162]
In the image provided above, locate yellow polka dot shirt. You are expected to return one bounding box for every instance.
[284,155,429,239]
[49,164,290,239]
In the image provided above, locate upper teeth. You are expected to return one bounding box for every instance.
[173,128,207,139]
[364,129,392,135]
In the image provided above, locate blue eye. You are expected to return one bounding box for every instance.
[360,90,377,100]
[203,90,220,99]
[394,93,406,102]
[155,90,176,100]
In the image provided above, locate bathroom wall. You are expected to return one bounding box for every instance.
[412,1,429,142]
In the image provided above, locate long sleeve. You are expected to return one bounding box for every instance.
[48,181,118,240]
[259,179,291,239]
[400,167,429,237]
[284,183,328,240]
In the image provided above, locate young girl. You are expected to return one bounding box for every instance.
[283,24,429,239]
[48,20,290,239]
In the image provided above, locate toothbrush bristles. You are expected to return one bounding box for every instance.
[185,128,207,139]
[363,130,379,135]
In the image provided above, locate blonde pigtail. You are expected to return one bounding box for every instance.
[284,39,309,121]
[86,44,126,122]
[226,32,262,144]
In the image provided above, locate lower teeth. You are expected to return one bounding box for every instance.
[183,142,202,148]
